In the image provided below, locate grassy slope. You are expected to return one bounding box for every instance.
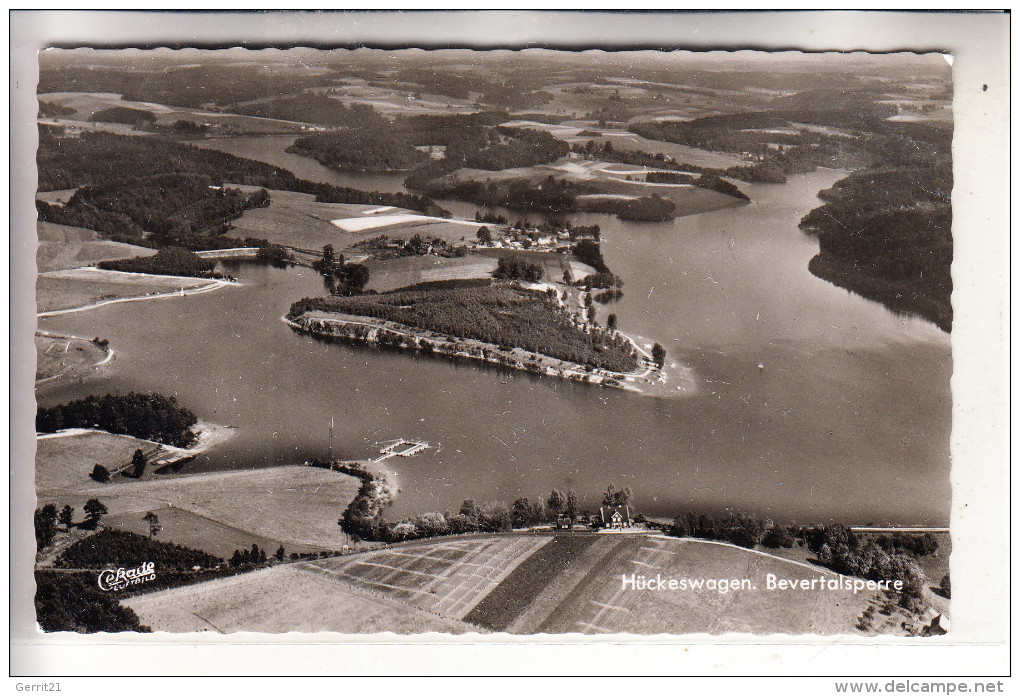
[120,533,880,635]
[125,564,475,634]
[36,221,156,273]
[35,334,108,383]
[37,465,362,551]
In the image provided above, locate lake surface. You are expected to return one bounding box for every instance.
[39,137,952,526]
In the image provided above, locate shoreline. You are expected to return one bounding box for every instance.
[34,330,115,385]
[37,271,239,318]
[37,420,236,473]
[284,311,669,395]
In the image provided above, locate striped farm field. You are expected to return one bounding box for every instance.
[118,533,878,635]
[306,535,551,619]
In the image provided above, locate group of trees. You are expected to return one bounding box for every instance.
[665,515,935,605]
[55,529,220,571]
[288,284,639,373]
[98,246,223,279]
[341,486,589,544]
[34,499,111,551]
[313,244,371,296]
[807,524,931,608]
[493,255,545,282]
[229,544,267,568]
[87,106,157,127]
[36,392,199,448]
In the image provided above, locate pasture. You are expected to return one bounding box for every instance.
[535,536,872,635]
[35,333,109,383]
[35,430,160,492]
[363,254,498,293]
[38,465,363,551]
[308,535,551,619]
[36,221,156,273]
[125,564,474,634]
[36,267,214,314]
[104,505,324,558]
[117,532,876,635]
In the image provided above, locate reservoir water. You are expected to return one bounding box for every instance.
[38,136,952,525]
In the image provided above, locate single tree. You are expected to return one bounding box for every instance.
[602,484,633,507]
[275,546,286,562]
[459,499,478,518]
[131,449,147,478]
[563,269,574,286]
[90,463,110,483]
[606,313,618,331]
[476,226,493,245]
[651,343,666,368]
[58,505,75,530]
[565,490,579,521]
[82,498,108,530]
[322,244,335,264]
[547,490,566,517]
[142,511,161,539]
[34,505,58,549]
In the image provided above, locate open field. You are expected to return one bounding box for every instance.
[35,430,162,491]
[35,332,111,383]
[103,505,323,558]
[226,188,380,251]
[123,533,882,634]
[37,465,362,551]
[536,536,872,635]
[125,563,475,634]
[363,254,498,293]
[444,157,746,215]
[36,222,156,273]
[308,536,551,619]
[473,248,595,281]
[500,119,744,169]
[37,267,218,314]
[39,92,309,134]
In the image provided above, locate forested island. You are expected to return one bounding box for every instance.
[287,283,640,374]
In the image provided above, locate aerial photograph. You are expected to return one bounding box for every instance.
[29,46,954,637]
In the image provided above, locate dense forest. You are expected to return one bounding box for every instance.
[233,94,387,127]
[87,106,157,126]
[37,63,324,109]
[289,284,638,372]
[800,165,953,331]
[64,173,270,249]
[36,129,447,249]
[56,529,221,571]
[36,392,199,447]
[289,130,429,172]
[98,246,222,278]
[35,571,150,633]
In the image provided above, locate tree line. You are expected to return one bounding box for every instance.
[36,392,199,448]
[98,246,223,279]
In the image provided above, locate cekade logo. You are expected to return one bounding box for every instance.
[97,562,156,592]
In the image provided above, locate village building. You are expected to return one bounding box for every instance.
[599,505,633,530]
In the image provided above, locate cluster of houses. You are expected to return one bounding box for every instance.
[556,505,634,531]
[475,225,597,254]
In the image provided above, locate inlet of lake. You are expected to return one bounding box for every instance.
[37,135,952,526]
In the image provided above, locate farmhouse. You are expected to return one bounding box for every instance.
[599,505,632,529]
